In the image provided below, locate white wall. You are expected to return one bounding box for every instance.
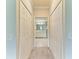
[6,0,16,59]
[65,0,72,59]
[49,0,64,59]
[16,0,33,59]
[33,8,49,47]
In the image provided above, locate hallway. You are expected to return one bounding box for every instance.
[16,0,65,59]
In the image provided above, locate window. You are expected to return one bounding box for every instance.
[34,17,48,38]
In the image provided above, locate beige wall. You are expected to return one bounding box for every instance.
[16,0,33,59]
[49,0,61,15]
[34,8,49,17]
[21,0,33,14]
[49,0,64,59]
[33,8,49,47]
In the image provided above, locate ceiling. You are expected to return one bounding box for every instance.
[33,0,50,8]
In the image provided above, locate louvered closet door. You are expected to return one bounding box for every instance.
[19,1,33,59]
